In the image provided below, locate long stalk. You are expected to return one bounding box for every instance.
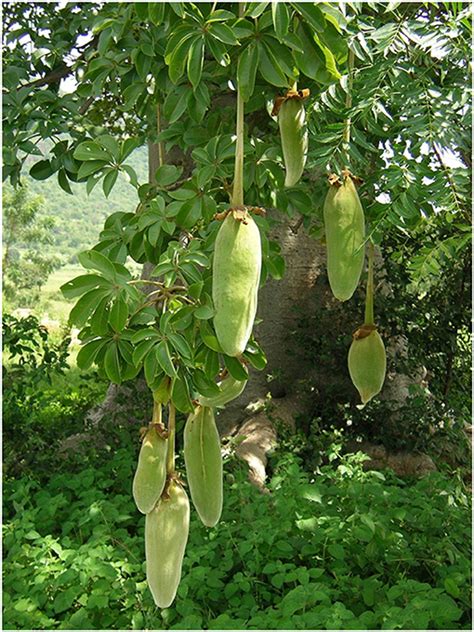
[166,402,176,474]
[343,48,355,168]
[364,241,375,326]
[231,2,246,206]
[231,81,245,206]
[152,400,162,425]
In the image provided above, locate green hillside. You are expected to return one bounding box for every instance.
[25,145,148,263]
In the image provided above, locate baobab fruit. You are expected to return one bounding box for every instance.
[278,96,308,187]
[212,212,261,357]
[132,425,167,514]
[348,325,386,405]
[145,480,190,609]
[184,406,223,527]
[323,173,365,301]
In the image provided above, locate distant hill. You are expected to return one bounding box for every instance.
[24,145,148,263]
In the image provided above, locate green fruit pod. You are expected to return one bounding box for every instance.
[132,426,168,514]
[278,97,308,187]
[212,213,261,357]
[184,406,223,527]
[145,480,190,609]
[348,327,386,405]
[198,375,247,408]
[323,175,365,301]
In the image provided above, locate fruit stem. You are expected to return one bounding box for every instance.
[364,241,375,326]
[231,3,246,207]
[343,48,355,168]
[166,402,176,474]
[152,400,162,424]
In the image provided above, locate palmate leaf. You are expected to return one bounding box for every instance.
[156,340,177,377]
[69,287,113,328]
[104,342,122,383]
[223,355,249,381]
[237,42,259,102]
[171,371,194,413]
[76,338,108,370]
[61,274,111,299]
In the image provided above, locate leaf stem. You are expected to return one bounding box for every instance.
[364,241,375,326]
[343,48,355,168]
[166,402,176,474]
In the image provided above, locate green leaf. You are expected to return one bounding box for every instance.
[243,340,267,370]
[291,3,325,32]
[61,274,110,299]
[78,250,118,282]
[144,348,159,386]
[156,340,177,377]
[104,342,122,383]
[90,296,110,335]
[223,355,249,381]
[314,35,341,80]
[167,33,197,84]
[131,327,161,343]
[171,372,194,413]
[78,160,107,179]
[193,369,221,397]
[208,22,239,45]
[187,36,204,88]
[76,338,107,370]
[132,338,157,366]
[194,304,214,320]
[102,168,119,197]
[155,164,182,187]
[206,9,236,22]
[203,347,220,380]
[30,159,55,180]
[58,168,73,194]
[246,2,269,18]
[237,43,259,102]
[134,2,149,20]
[96,134,120,159]
[258,42,288,87]
[69,287,111,327]
[272,2,290,39]
[149,2,165,25]
[200,320,223,352]
[168,332,193,359]
[109,296,128,332]
[73,140,112,162]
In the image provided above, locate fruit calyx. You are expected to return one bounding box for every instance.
[271,88,310,116]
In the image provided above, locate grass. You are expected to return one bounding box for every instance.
[37,265,82,323]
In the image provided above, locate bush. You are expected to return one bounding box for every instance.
[3,314,107,478]
[3,444,471,630]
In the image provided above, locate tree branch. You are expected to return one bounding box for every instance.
[18,35,99,91]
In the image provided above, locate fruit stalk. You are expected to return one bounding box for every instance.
[232,67,245,207]
[343,48,355,167]
[365,241,375,326]
[166,401,176,474]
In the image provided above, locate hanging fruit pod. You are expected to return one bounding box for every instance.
[212,210,261,357]
[348,324,387,405]
[184,405,223,527]
[323,172,365,301]
[145,479,190,609]
[132,424,168,514]
[276,90,309,187]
